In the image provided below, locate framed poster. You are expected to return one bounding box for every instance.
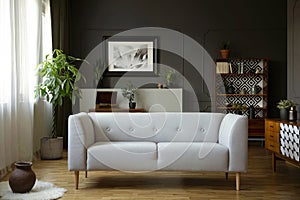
[106,36,158,75]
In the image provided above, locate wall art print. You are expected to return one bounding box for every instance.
[107,37,157,73]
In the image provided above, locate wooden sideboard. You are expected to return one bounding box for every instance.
[79,88,182,113]
[265,119,300,172]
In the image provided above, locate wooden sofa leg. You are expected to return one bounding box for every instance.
[75,171,79,190]
[236,172,240,191]
[85,170,88,178]
[225,172,228,180]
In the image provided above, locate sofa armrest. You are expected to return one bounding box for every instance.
[68,112,95,171]
[218,114,248,172]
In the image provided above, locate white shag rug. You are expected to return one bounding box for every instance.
[0,180,67,200]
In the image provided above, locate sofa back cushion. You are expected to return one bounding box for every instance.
[88,112,225,143]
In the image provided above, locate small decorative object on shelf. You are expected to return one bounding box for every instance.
[277,99,296,121]
[248,105,255,119]
[9,161,36,193]
[219,41,230,59]
[251,85,261,94]
[249,68,256,74]
[240,88,247,95]
[232,103,247,115]
[237,62,244,74]
[227,82,235,94]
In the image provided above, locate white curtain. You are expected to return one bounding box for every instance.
[0,0,52,179]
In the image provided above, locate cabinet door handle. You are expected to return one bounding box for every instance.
[270,144,274,147]
[270,135,274,138]
[270,126,274,128]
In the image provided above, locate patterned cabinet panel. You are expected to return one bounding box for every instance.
[279,123,300,162]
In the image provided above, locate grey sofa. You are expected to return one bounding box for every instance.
[68,112,248,190]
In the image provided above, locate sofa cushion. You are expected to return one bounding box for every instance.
[87,141,157,171]
[88,112,225,143]
[157,142,229,171]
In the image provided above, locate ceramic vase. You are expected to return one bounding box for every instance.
[227,82,235,94]
[9,161,36,193]
[129,101,136,109]
[249,105,255,119]
[280,108,289,121]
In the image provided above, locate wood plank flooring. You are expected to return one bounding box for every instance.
[1,142,300,199]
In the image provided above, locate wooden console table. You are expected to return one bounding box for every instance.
[265,119,300,172]
[89,108,145,112]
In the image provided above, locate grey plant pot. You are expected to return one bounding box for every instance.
[40,137,63,160]
[129,101,136,109]
[279,108,289,121]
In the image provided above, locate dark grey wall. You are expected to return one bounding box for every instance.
[69,0,287,117]
[288,0,300,119]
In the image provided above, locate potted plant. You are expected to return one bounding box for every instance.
[277,99,296,120]
[35,49,85,159]
[94,59,106,87]
[232,103,247,115]
[121,83,137,109]
[220,41,230,59]
[159,69,177,88]
[165,69,177,88]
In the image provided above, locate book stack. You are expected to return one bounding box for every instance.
[216,62,232,73]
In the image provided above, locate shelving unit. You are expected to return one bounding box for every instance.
[214,58,268,138]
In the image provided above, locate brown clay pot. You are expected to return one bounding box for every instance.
[9,161,36,193]
[220,49,230,59]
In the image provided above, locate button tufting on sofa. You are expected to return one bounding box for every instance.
[176,127,182,132]
[200,127,206,133]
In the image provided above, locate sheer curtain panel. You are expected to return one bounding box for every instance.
[0,0,52,179]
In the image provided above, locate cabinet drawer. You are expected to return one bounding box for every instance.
[266,131,279,142]
[265,140,279,153]
[265,120,280,132]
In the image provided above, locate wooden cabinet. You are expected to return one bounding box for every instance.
[265,119,300,172]
[249,119,265,137]
[214,58,269,138]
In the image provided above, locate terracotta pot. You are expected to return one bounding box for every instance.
[9,161,36,193]
[220,49,230,59]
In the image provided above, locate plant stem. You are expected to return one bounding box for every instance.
[51,105,57,138]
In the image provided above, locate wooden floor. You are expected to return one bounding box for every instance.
[1,142,300,199]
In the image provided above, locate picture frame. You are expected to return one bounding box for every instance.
[104,36,158,76]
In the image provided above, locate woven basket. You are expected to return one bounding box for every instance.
[40,137,63,160]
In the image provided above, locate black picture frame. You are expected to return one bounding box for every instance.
[103,36,158,77]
